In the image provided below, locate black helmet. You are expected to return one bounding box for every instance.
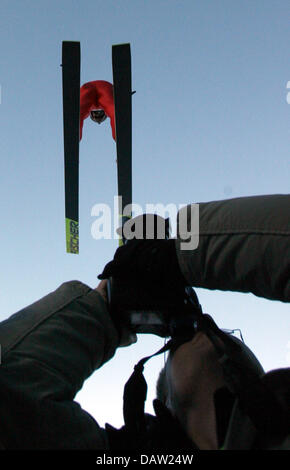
[90,109,107,124]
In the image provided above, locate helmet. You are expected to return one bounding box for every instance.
[90,109,107,124]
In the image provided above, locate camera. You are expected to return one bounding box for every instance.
[107,276,203,340]
[106,213,203,340]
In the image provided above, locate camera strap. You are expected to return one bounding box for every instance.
[122,286,203,435]
[122,329,199,435]
[122,340,172,434]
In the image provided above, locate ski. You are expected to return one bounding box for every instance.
[112,43,133,244]
[62,41,80,254]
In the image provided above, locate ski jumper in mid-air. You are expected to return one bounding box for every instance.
[79,80,116,141]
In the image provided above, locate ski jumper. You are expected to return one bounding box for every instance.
[80,80,116,141]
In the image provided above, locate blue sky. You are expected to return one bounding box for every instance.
[0,0,289,428]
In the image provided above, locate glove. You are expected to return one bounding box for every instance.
[98,238,188,289]
[95,279,137,347]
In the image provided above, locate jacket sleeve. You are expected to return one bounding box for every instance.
[0,281,119,449]
[79,82,97,140]
[175,194,290,302]
[96,81,116,141]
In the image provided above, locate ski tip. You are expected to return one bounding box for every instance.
[62,40,81,46]
[112,42,131,47]
[112,43,131,56]
[65,218,79,254]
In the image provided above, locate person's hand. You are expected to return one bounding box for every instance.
[117,327,138,348]
[95,279,108,303]
[98,238,187,292]
[95,280,137,348]
[98,214,185,287]
[98,239,155,281]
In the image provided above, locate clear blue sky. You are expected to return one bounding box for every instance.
[0,0,289,428]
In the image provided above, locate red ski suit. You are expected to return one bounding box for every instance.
[79,80,115,141]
